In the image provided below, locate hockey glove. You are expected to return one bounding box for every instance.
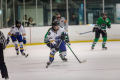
[107,25,111,29]
[7,38,10,44]
[65,35,69,43]
[23,38,26,44]
[54,44,59,51]
[92,27,99,32]
[61,33,65,40]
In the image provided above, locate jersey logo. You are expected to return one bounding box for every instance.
[101,23,105,27]
[48,32,51,35]
[55,36,61,42]
[61,20,63,22]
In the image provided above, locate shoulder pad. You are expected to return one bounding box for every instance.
[99,17,102,19]
[61,17,65,20]
[21,25,24,28]
[107,18,110,20]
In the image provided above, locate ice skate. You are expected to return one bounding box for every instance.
[16,50,19,55]
[60,54,67,62]
[46,61,52,68]
[91,47,94,50]
[21,52,29,57]
[102,47,107,50]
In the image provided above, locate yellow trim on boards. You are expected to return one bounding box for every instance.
[6,39,120,48]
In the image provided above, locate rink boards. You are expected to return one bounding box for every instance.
[0,24,120,46]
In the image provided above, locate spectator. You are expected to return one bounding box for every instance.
[69,13,79,25]
[52,13,57,22]
[28,17,36,27]
[22,15,28,27]
[52,12,60,22]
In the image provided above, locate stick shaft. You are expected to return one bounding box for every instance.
[80,31,92,35]
[67,44,81,63]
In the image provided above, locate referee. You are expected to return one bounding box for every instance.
[0,31,9,80]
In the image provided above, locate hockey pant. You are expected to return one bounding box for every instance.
[47,41,67,62]
[11,35,24,53]
[92,30,107,48]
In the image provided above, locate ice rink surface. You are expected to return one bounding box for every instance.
[1,41,120,80]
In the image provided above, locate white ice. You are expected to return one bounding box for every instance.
[1,41,120,80]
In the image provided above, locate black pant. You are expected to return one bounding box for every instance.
[95,30,107,38]
[0,44,9,79]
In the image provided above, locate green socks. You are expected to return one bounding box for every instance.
[92,37,107,48]
[102,37,107,47]
[59,50,63,59]
[92,38,99,48]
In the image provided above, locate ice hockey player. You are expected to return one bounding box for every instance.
[45,21,69,67]
[55,13,70,44]
[91,12,111,50]
[7,20,28,57]
[0,31,9,80]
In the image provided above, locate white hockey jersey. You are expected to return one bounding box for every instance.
[7,25,26,38]
[55,17,68,31]
[47,26,67,45]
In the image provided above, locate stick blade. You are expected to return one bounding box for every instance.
[76,31,81,35]
[76,31,79,34]
[81,60,87,63]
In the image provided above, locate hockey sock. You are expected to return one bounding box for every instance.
[49,48,56,62]
[92,38,99,48]
[59,50,63,59]
[102,37,107,47]
[19,42,24,53]
[14,41,19,51]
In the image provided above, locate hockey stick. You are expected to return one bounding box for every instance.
[76,31,92,35]
[46,40,63,68]
[76,28,106,35]
[67,44,87,63]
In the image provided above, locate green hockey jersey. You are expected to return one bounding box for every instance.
[96,17,111,29]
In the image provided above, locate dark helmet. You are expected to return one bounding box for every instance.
[16,20,21,27]
[52,21,59,31]
[102,12,107,15]
[102,12,107,20]
[56,12,61,20]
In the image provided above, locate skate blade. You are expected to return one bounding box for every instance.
[102,48,107,50]
[25,54,29,58]
[63,60,68,62]
[46,65,48,68]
